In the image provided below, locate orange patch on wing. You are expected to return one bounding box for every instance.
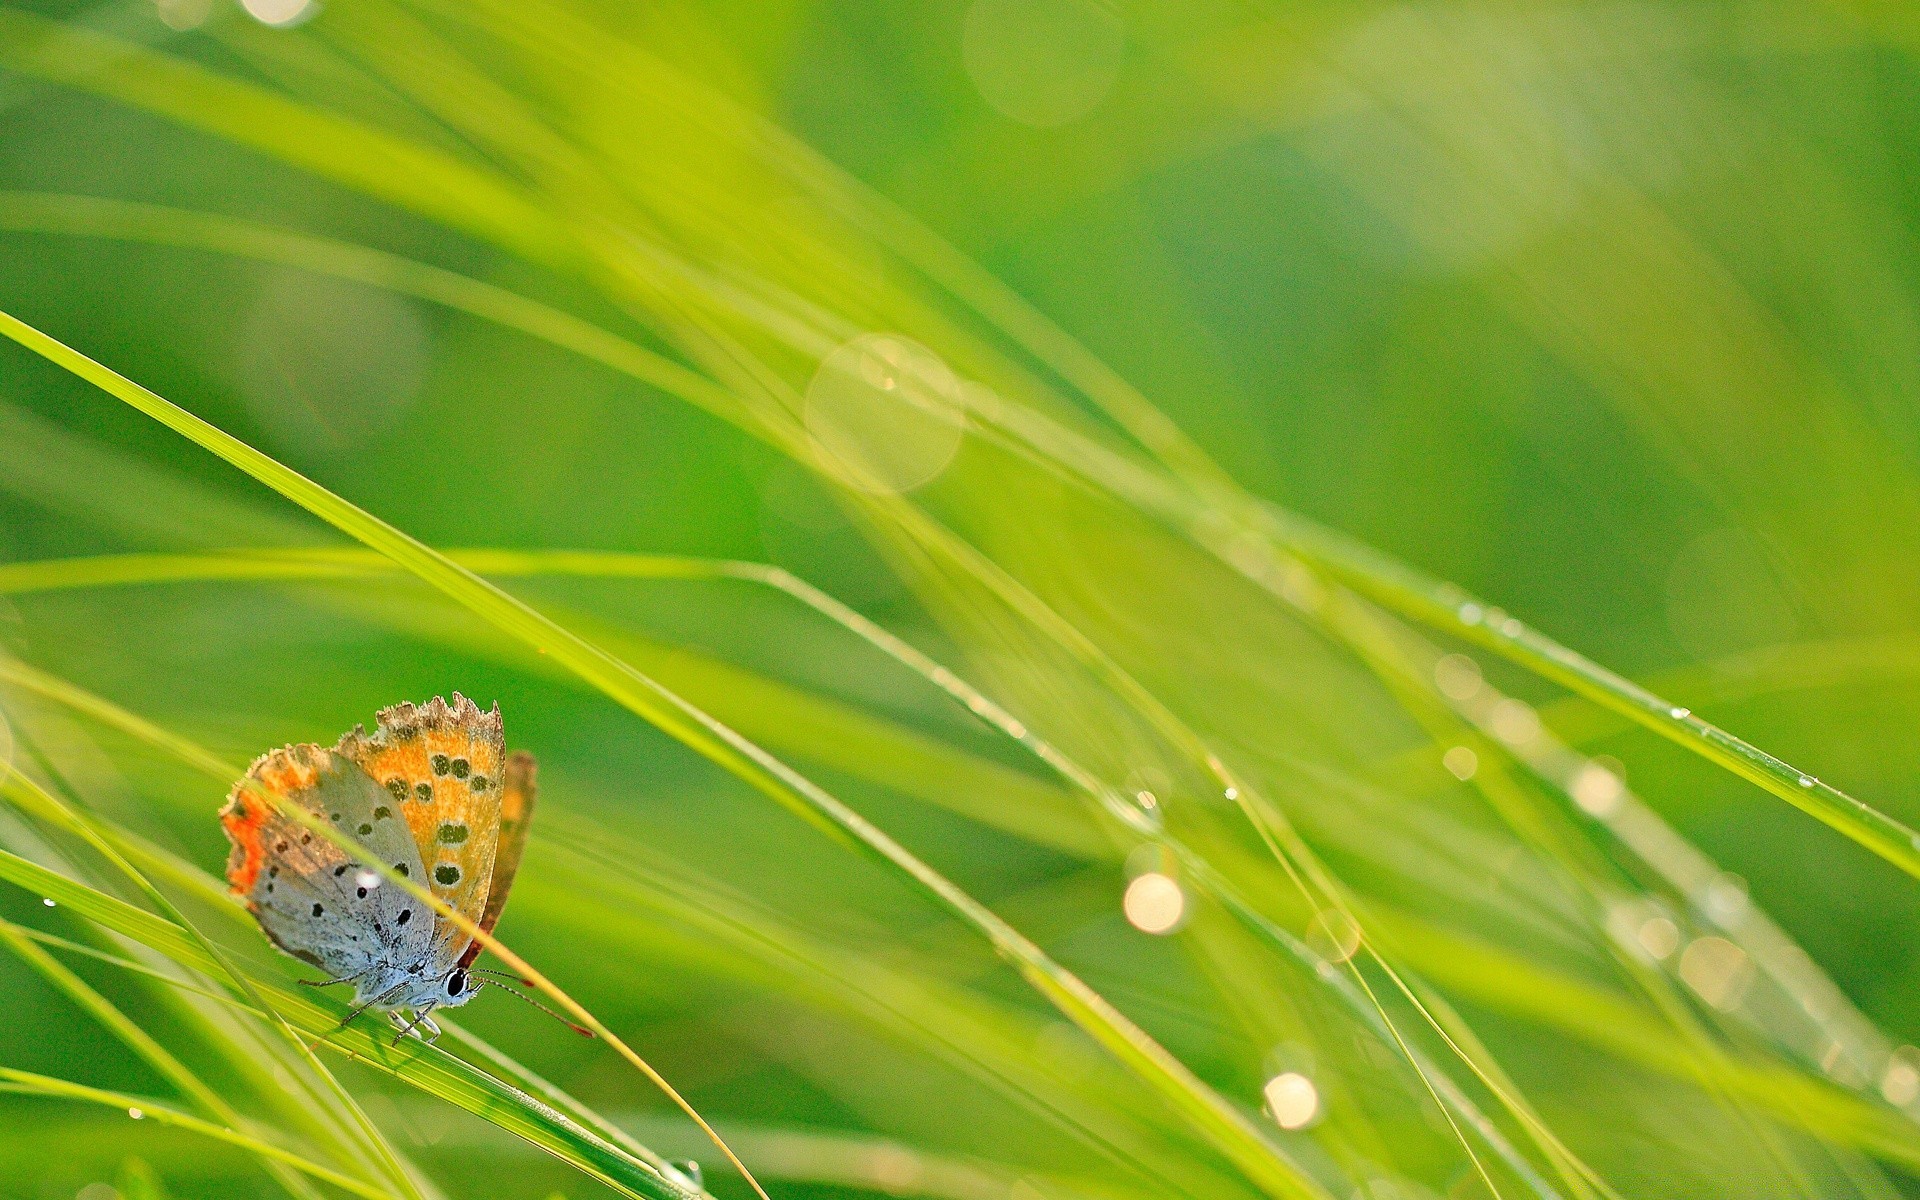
[354,730,502,866]
[220,745,324,896]
[334,694,505,935]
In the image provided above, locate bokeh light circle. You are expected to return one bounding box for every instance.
[804,334,966,494]
[962,0,1124,128]
[1122,871,1185,934]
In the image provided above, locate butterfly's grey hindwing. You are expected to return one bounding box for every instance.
[238,748,435,1003]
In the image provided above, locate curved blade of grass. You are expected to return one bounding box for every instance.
[0,192,751,432]
[0,310,1331,1199]
[0,10,566,267]
[1231,508,1920,882]
[0,1069,393,1200]
[0,915,328,1200]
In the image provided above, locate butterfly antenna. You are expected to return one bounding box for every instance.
[472,966,538,988]
[476,979,595,1037]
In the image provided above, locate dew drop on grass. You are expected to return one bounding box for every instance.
[1570,762,1624,818]
[1489,699,1541,746]
[1702,873,1750,925]
[1442,746,1478,781]
[240,0,312,27]
[1433,653,1482,699]
[41,898,53,907]
[1679,936,1754,1010]
[1798,775,1816,788]
[1306,909,1362,964]
[1263,1071,1319,1129]
[1458,603,1483,625]
[155,0,211,29]
[1670,706,1691,720]
[1636,916,1680,960]
[128,1107,143,1120]
[1882,1046,1920,1107]
[1123,872,1185,934]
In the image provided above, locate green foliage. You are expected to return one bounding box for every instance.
[0,2,1916,1198]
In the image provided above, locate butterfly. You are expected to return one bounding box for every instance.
[220,694,537,1042]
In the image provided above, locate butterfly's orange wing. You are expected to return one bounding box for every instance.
[335,693,503,973]
[457,750,536,970]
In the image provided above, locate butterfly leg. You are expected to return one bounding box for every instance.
[389,1004,441,1046]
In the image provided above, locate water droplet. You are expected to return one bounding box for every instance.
[1433,653,1482,700]
[1499,617,1523,637]
[1306,909,1362,963]
[1123,872,1185,934]
[1442,746,1478,781]
[1702,872,1749,924]
[1679,936,1754,1010]
[1570,762,1624,818]
[41,898,54,907]
[1798,775,1815,788]
[1489,699,1541,746]
[668,1160,703,1189]
[128,1107,144,1120]
[1262,1071,1319,1129]
[1882,1046,1920,1107]
[241,0,312,26]
[1670,706,1691,720]
[1223,786,1238,801]
[1636,916,1680,960]
[1458,603,1484,625]
[155,0,211,30]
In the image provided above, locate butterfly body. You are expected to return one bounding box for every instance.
[222,694,536,1040]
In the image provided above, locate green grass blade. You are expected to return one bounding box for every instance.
[0,1069,395,1200]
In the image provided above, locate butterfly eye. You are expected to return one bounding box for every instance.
[446,969,468,997]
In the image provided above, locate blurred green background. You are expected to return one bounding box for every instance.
[0,1,1917,1198]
